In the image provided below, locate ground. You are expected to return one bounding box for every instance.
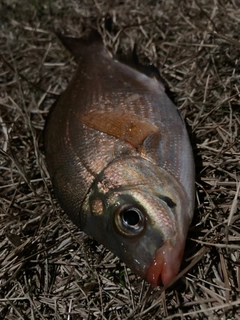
[0,0,240,319]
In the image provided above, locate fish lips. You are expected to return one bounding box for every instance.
[146,231,185,287]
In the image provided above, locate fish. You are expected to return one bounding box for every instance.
[44,30,195,287]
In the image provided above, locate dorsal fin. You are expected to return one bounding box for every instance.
[116,44,164,84]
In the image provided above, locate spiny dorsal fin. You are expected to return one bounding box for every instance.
[115,44,164,85]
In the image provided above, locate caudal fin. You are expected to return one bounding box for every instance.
[55,29,104,59]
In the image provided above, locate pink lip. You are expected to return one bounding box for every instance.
[146,236,185,287]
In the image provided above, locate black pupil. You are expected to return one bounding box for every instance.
[122,208,141,226]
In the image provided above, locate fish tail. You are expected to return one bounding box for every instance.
[55,29,104,59]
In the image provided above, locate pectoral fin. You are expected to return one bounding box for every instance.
[79,111,159,148]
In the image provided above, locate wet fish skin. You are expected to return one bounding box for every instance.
[44,31,195,286]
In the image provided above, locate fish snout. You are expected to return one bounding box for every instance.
[146,233,185,287]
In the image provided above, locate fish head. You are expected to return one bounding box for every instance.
[80,157,191,287]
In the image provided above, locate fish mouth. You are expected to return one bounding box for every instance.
[146,234,185,287]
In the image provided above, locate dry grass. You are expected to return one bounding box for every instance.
[0,0,240,319]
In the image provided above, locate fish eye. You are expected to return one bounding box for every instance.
[114,205,146,236]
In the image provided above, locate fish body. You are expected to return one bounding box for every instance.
[44,31,195,286]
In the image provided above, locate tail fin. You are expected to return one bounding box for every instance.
[55,29,104,59]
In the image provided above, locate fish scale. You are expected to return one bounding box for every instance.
[44,31,195,286]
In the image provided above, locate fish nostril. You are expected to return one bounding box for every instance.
[159,195,176,209]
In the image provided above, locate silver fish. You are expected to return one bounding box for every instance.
[44,31,195,287]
